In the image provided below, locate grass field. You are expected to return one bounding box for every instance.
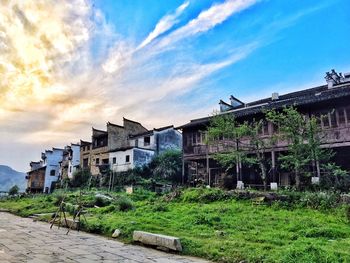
[1,188,350,263]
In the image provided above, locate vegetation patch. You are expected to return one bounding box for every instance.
[1,188,350,263]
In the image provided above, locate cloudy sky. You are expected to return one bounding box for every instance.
[1,0,349,172]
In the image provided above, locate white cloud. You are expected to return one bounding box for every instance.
[155,0,258,50]
[137,1,189,50]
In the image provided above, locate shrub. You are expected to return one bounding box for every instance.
[94,196,111,207]
[53,192,65,206]
[115,196,134,212]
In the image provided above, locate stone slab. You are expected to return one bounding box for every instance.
[133,231,182,252]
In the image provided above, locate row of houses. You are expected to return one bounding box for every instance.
[26,118,181,193]
[26,69,350,192]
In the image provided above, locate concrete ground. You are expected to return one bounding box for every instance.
[0,212,209,263]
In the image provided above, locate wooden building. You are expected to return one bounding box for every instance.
[177,70,350,188]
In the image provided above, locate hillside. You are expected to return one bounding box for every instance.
[0,165,26,192]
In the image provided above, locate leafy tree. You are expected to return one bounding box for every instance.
[243,119,277,190]
[70,169,92,188]
[206,113,248,181]
[8,185,19,196]
[206,114,276,189]
[266,106,333,189]
[320,163,350,192]
[151,149,182,183]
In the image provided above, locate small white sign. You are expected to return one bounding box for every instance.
[270,182,278,190]
[311,177,320,184]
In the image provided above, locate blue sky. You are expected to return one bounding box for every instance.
[93,0,350,104]
[0,0,349,171]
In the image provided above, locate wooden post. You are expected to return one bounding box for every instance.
[271,150,276,182]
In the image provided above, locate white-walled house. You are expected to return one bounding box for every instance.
[109,126,182,173]
[109,147,155,172]
[129,126,182,154]
[60,144,80,180]
[42,148,64,193]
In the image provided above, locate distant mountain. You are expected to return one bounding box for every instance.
[0,165,26,192]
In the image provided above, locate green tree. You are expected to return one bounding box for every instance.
[8,185,19,196]
[206,113,248,182]
[266,106,332,189]
[207,114,276,190]
[243,119,277,190]
[70,169,92,188]
[151,149,182,183]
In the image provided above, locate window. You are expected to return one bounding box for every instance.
[125,155,130,163]
[135,139,138,147]
[112,157,116,164]
[87,145,90,151]
[337,109,345,125]
[346,107,350,123]
[330,111,337,128]
[96,158,100,165]
[144,136,150,146]
[69,166,72,173]
[263,121,269,135]
[83,158,89,168]
[321,113,330,128]
[50,169,55,176]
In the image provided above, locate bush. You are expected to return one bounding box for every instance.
[115,196,134,212]
[70,169,92,188]
[298,191,340,210]
[8,185,19,196]
[182,188,228,203]
[53,192,65,206]
[94,196,112,207]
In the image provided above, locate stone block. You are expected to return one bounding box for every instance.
[112,229,121,238]
[133,231,182,252]
[236,181,244,189]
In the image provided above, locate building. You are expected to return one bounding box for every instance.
[26,148,64,193]
[110,126,182,172]
[178,70,350,188]
[80,118,149,176]
[80,140,92,171]
[80,119,182,175]
[59,144,80,180]
[26,161,45,193]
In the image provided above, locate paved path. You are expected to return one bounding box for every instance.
[0,212,209,263]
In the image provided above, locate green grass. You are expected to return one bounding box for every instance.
[1,188,350,263]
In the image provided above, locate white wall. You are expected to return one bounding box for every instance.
[43,149,63,193]
[68,144,80,179]
[109,149,134,172]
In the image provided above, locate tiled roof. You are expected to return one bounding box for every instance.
[177,83,350,129]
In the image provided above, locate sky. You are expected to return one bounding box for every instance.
[0,0,349,172]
